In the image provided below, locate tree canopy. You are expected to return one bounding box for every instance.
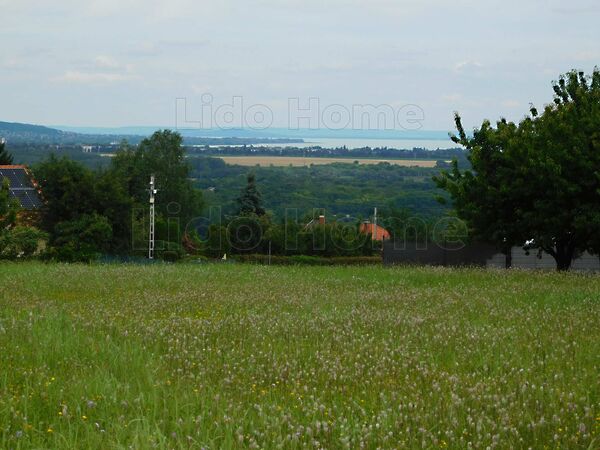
[32,130,204,261]
[33,156,126,260]
[111,130,204,227]
[435,69,600,270]
[0,140,13,165]
[236,172,266,216]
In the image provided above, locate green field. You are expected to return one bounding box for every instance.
[1,263,599,449]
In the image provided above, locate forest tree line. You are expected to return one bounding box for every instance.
[3,132,444,262]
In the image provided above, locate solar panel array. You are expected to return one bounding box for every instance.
[0,167,43,210]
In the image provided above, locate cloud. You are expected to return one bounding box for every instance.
[1,58,25,70]
[55,71,137,84]
[442,93,462,102]
[501,99,520,108]
[454,61,483,73]
[128,40,210,57]
[551,5,600,14]
[191,84,214,95]
[572,50,600,62]
[52,56,136,84]
[94,55,120,69]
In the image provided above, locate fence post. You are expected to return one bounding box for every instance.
[443,239,447,266]
[505,246,512,269]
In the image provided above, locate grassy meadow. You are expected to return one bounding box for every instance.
[0,263,599,449]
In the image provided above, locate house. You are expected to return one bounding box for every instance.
[0,165,44,224]
[304,215,326,229]
[359,221,390,241]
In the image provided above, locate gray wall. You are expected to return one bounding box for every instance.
[383,241,600,271]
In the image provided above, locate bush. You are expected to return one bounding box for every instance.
[231,254,381,266]
[47,213,112,262]
[0,226,47,259]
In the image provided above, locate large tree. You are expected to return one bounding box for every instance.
[33,155,130,258]
[435,69,600,270]
[34,155,98,230]
[111,130,204,227]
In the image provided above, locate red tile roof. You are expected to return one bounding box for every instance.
[359,222,391,241]
[0,165,27,169]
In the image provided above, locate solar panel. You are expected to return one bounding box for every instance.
[13,170,33,188]
[24,190,42,209]
[0,169,33,188]
[0,167,42,210]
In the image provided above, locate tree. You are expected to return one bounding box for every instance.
[236,172,265,216]
[93,169,134,253]
[380,206,434,245]
[517,70,600,269]
[434,114,525,267]
[435,69,600,270]
[0,179,18,230]
[34,131,205,260]
[33,155,131,258]
[0,140,13,165]
[34,155,98,230]
[203,224,230,258]
[47,213,112,262]
[111,131,204,224]
[111,131,204,253]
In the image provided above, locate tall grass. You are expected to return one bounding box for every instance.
[1,263,599,448]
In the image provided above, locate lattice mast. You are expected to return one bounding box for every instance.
[149,175,157,259]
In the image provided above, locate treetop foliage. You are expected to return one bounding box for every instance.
[0,140,14,165]
[236,172,266,217]
[435,68,600,270]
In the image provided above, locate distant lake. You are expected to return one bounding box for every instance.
[225,137,457,150]
[54,125,457,150]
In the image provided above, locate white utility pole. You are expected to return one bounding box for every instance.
[149,175,156,259]
[373,207,378,241]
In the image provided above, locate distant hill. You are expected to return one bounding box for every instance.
[0,121,303,146]
[0,120,139,145]
[0,121,71,143]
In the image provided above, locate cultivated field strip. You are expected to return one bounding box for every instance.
[218,156,442,167]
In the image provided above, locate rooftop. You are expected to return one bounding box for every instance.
[0,165,43,210]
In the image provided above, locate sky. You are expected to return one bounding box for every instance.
[1,0,599,132]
